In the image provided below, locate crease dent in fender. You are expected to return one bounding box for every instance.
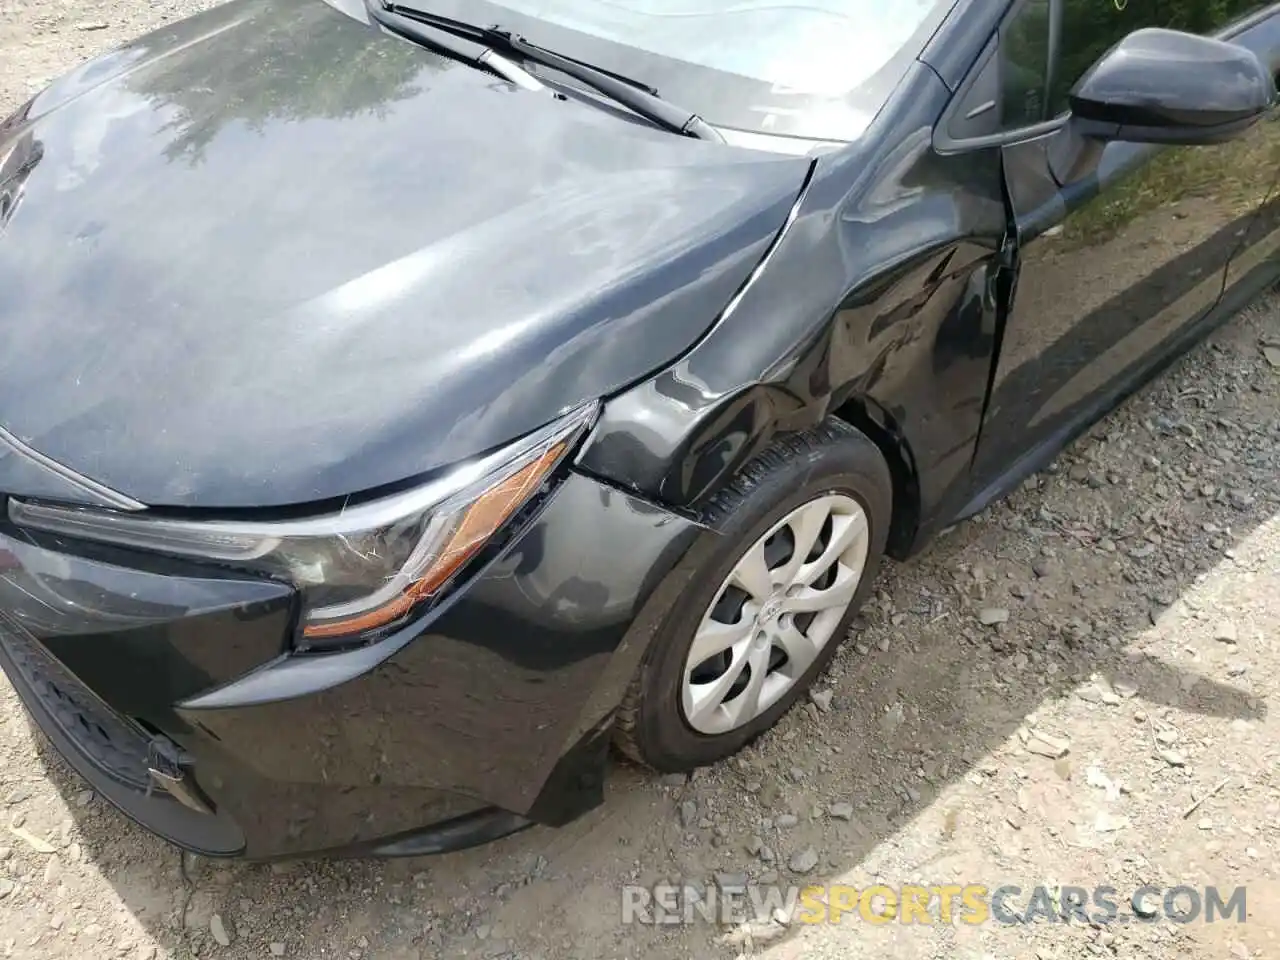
[567,467,714,531]
[670,157,817,365]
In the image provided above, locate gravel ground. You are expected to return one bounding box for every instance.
[3,4,1280,959]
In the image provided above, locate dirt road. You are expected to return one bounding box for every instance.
[2,4,1279,959]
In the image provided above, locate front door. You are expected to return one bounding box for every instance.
[968,0,1280,491]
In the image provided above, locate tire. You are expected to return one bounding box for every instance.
[614,419,893,771]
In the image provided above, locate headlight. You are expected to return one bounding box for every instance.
[9,403,597,649]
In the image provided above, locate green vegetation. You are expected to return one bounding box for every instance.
[1057,115,1280,250]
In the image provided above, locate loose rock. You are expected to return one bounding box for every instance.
[788,847,819,875]
[1094,812,1130,833]
[678,800,698,829]
[1026,730,1070,759]
[8,826,54,854]
[4,787,28,806]
[808,688,833,713]
[1086,766,1122,801]
[714,872,748,892]
[1112,681,1139,699]
[828,802,854,821]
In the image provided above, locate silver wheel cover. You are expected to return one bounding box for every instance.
[681,493,870,736]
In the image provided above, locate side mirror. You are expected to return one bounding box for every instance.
[1069,27,1275,145]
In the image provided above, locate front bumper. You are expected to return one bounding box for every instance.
[0,472,701,858]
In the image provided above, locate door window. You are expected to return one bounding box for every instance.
[1000,0,1052,127]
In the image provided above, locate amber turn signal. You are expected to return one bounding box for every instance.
[299,442,565,640]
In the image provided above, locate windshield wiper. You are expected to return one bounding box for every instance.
[365,0,547,91]
[376,1,723,142]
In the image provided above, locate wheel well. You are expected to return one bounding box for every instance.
[830,398,920,559]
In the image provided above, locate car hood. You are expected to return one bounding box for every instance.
[0,0,809,509]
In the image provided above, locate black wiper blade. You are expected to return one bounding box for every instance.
[365,0,546,91]
[382,2,723,142]
[384,5,657,93]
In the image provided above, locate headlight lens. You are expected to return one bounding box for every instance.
[9,403,597,648]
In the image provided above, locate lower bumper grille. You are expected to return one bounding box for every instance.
[0,614,152,790]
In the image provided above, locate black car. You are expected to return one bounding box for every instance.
[0,0,1277,860]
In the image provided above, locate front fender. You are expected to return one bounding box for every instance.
[575,63,1007,555]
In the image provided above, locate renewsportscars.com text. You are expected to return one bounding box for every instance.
[622,881,1247,926]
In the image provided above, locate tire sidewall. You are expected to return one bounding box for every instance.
[631,429,892,770]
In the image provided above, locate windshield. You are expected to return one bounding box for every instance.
[408,0,955,142]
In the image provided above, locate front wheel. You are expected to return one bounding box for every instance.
[614,420,893,771]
